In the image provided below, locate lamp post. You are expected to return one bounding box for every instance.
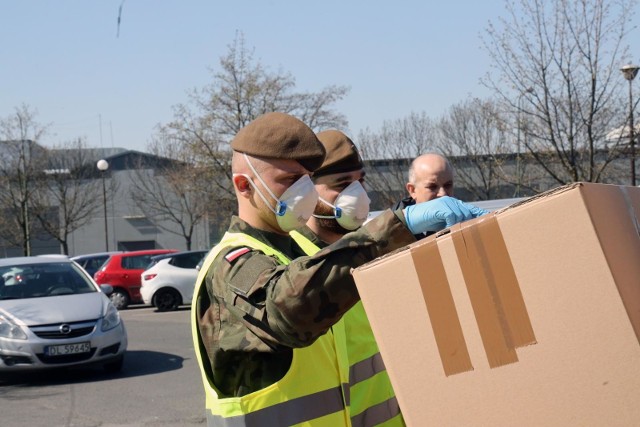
[516,87,534,197]
[97,159,109,251]
[621,64,639,186]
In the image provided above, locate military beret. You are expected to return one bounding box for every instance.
[313,130,364,178]
[230,112,326,172]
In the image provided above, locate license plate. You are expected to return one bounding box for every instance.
[45,342,91,356]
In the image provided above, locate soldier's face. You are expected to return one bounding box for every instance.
[248,157,314,232]
[312,169,366,233]
[314,169,366,207]
[255,158,312,200]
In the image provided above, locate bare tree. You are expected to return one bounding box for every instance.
[130,136,225,250]
[162,32,350,165]
[436,98,512,200]
[0,105,49,255]
[357,111,437,208]
[482,0,636,186]
[31,138,104,255]
[154,32,350,231]
[155,105,234,201]
[193,32,350,138]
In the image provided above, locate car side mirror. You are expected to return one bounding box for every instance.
[100,284,114,295]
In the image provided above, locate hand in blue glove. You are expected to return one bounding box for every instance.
[403,196,489,234]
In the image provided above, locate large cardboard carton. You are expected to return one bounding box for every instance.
[352,183,640,426]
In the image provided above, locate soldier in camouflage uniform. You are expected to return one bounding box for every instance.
[290,129,408,425]
[296,130,370,245]
[192,112,486,426]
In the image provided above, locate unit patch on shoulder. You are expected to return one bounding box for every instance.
[224,247,251,263]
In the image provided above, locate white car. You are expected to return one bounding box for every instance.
[0,257,127,372]
[140,250,208,312]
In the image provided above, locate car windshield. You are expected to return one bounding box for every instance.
[0,262,97,300]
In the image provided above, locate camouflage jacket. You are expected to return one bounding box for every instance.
[293,224,326,248]
[393,196,431,240]
[196,209,415,397]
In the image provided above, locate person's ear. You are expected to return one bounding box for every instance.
[406,182,416,198]
[233,174,252,198]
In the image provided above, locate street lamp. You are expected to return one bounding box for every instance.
[516,87,534,197]
[97,159,109,251]
[621,63,639,186]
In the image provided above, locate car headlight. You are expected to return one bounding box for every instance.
[101,303,122,332]
[0,313,28,340]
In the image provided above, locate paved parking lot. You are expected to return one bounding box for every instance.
[0,305,205,427]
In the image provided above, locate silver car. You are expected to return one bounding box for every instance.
[0,257,127,372]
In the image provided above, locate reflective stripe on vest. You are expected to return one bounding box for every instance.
[191,232,351,426]
[290,230,405,427]
[350,352,386,385]
[207,385,345,427]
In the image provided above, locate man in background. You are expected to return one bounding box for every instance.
[395,153,454,238]
[402,153,454,205]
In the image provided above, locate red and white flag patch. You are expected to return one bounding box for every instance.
[224,247,250,263]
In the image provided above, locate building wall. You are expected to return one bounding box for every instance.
[0,168,212,258]
[1,147,635,258]
[66,168,211,257]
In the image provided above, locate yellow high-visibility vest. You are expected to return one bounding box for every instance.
[291,230,405,427]
[192,232,351,426]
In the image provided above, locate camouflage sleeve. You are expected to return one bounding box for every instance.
[208,209,415,351]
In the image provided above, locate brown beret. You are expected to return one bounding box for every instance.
[230,112,326,171]
[313,130,364,178]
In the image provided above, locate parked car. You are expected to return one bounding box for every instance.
[93,249,177,310]
[1,267,24,286]
[140,250,208,312]
[0,256,127,373]
[71,251,124,277]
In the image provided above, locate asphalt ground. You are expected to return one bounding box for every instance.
[0,305,205,427]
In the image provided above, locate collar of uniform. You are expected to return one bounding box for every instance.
[393,195,416,211]
[294,225,329,249]
[228,216,305,259]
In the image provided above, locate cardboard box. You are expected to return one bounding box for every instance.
[352,183,640,426]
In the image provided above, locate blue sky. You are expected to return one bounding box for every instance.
[2,1,639,152]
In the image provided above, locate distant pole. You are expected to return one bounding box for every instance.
[516,87,534,197]
[621,64,639,186]
[99,114,104,148]
[97,159,110,251]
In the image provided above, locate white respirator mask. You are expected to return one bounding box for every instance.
[240,153,319,232]
[314,180,371,230]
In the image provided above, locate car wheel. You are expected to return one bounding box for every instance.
[153,288,181,312]
[104,355,124,373]
[109,289,130,310]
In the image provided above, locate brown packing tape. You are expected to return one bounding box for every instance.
[410,240,474,376]
[451,227,517,368]
[452,215,537,368]
[467,218,537,349]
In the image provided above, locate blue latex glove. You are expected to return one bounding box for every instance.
[403,196,489,234]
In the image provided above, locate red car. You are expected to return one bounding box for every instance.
[94,249,177,309]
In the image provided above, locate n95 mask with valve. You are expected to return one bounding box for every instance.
[314,180,370,230]
[240,154,319,232]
